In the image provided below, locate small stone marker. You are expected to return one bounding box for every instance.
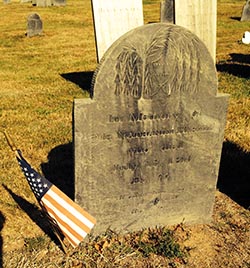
[26,13,43,37]
[175,0,217,62]
[74,23,229,235]
[52,0,66,6]
[20,0,32,3]
[91,0,144,62]
[32,0,52,6]
[160,0,174,23]
[241,0,250,21]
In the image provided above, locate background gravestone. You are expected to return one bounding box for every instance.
[91,0,144,62]
[74,23,229,235]
[174,0,217,62]
[26,13,43,37]
[52,0,66,6]
[241,0,250,21]
[160,0,174,23]
[32,0,52,6]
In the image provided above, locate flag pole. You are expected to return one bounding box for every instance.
[3,131,18,152]
[40,203,70,254]
[3,130,70,253]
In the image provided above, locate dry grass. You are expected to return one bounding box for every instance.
[0,0,249,267]
[217,0,250,151]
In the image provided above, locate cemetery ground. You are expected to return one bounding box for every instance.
[0,0,249,267]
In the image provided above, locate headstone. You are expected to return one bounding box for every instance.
[74,23,229,235]
[174,0,217,62]
[160,0,174,23]
[241,0,250,21]
[32,0,52,6]
[26,13,43,37]
[91,0,144,62]
[52,0,66,6]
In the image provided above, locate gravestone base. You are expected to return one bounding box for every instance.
[32,0,52,6]
[74,23,229,235]
[52,0,66,6]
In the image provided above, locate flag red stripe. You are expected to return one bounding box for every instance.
[43,192,91,234]
[51,185,96,224]
[42,201,85,247]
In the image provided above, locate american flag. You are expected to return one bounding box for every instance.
[16,150,96,248]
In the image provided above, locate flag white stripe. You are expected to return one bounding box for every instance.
[47,210,81,246]
[42,197,88,241]
[46,189,95,229]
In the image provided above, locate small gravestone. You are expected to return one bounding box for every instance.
[32,0,52,6]
[74,23,229,235]
[52,0,66,6]
[241,0,250,21]
[26,14,43,37]
[160,0,174,23]
[91,0,144,62]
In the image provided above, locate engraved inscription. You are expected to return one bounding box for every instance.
[109,113,173,122]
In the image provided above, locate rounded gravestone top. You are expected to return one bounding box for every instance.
[92,23,217,104]
[28,13,41,20]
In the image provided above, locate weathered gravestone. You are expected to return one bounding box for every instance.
[91,0,144,62]
[52,0,66,6]
[174,0,217,62]
[160,0,174,23]
[26,13,43,37]
[241,0,250,21]
[32,0,52,6]
[74,23,229,235]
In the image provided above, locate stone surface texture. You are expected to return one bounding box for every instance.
[175,0,217,62]
[241,0,250,21]
[74,23,229,235]
[91,0,144,62]
[160,0,174,23]
[26,13,43,37]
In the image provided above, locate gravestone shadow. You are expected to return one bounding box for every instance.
[216,62,250,78]
[217,141,250,209]
[230,16,241,21]
[41,142,74,200]
[0,211,5,268]
[2,184,61,247]
[216,53,250,78]
[229,53,250,64]
[61,71,94,98]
